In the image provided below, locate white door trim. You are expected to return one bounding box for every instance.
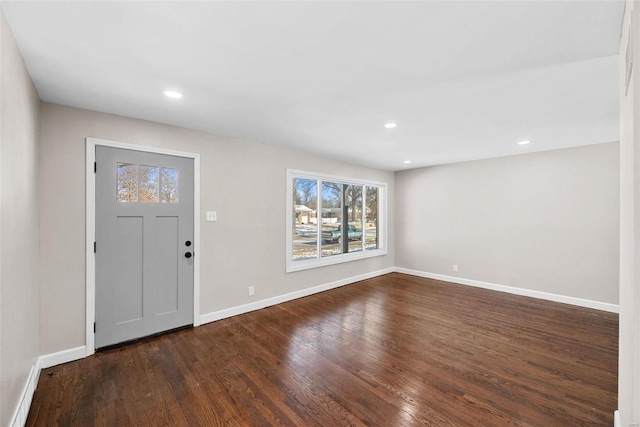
[85,137,201,356]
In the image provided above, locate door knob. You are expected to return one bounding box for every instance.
[185,252,193,259]
[185,240,192,247]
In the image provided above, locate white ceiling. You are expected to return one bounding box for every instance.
[1,1,624,171]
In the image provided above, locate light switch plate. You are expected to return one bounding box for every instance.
[206,211,217,222]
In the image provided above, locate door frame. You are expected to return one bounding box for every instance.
[85,137,201,356]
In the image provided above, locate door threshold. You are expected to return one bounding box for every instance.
[96,324,193,352]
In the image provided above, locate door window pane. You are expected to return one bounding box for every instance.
[345,185,363,253]
[139,165,159,203]
[321,182,343,257]
[366,186,379,250]
[161,168,179,203]
[117,163,138,202]
[292,178,318,261]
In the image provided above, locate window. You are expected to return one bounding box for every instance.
[140,165,159,202]
[287,170,387,272]
[160,167,179,203]
[117,163,179,204]
[117,163,138,202]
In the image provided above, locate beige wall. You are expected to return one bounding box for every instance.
[38,103,395,354]
[618,0,640,423]
[396,142,619,305]
[0,10,41,427]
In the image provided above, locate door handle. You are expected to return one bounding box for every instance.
[185,252,193,259]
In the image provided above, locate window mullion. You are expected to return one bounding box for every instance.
[341,184,348,254]
[361,185,366,251]
[316,179,322,260]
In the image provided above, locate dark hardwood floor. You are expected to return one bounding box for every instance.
[27,273,618,426]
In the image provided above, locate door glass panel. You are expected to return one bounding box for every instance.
[345,185,363,253]
[366,186,379,250]
[161,167,179,203]
[321,182,342,257]
[292,178,318,261]
[139,165,159,203]
[117,163,138,202]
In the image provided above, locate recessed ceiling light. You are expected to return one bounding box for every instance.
[163,90,183,99]
[403,160,412,164]
[384,122,398,129]
[517,140,531,145]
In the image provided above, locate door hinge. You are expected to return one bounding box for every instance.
[94,162,97,173]
[93,322,96,333]
[94,241,96,253]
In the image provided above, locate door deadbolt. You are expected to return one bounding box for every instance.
[185,240,192,247]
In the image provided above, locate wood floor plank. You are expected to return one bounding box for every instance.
[26,273,618,426]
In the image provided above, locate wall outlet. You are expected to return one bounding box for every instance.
[248,286,255,296]
[206,211,217,222]
[453,264,459,272]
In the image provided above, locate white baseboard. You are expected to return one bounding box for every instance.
[9,360,41,427]
[9,365,38,427]
[9,346,86,427]
[200,267,395,325]
[614,410,620,427]
[395,268,619,313]
[38,346,87,369]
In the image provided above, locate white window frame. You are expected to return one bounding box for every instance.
[286,169,388,273]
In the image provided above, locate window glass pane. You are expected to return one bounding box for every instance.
[287,171,386,273]
[292,178,318,261]
[139,165,159,203]
[321,182,343,257]
[345,185,364,253]
[160,167,179,203]
[366,186,379,250]
[117,163,138,202]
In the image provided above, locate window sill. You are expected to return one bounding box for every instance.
[286,248,388,273]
